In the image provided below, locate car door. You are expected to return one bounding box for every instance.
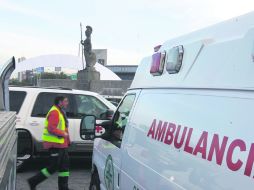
[94,91,140,190]
[26,92,75,148]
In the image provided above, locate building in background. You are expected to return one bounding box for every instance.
[12,54,136,97]
[17,70,34,83]
[17,71,27,82]
[93,49,107,66]
[17,65,138,81]
[106,65,138,80]
[93,49,138,80]
[15,51,138,81]
[17,57,26,63]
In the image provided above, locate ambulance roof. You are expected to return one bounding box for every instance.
[131,11,254,90]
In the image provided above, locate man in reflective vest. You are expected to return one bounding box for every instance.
[28,96,71,190]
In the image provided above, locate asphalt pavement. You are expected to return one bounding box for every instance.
[16,158,92,190]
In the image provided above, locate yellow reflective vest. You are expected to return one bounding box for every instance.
[42,105,66,144]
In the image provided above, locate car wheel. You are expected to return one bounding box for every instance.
[16,129,33,173]
[89,172,100,190]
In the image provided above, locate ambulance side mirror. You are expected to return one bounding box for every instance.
[80,115,96,140]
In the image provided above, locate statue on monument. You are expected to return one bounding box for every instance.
[77,24,100,86]
[81,25,97,70]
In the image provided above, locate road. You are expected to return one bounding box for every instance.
[17,158,92,190]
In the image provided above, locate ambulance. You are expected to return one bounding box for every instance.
[80,12,254,190]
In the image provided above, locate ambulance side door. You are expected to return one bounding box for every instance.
[95,91,139,190]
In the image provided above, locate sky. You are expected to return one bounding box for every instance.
[0,0,254,66]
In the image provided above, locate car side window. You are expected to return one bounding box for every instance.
[9,91,26,113]
[111,94,136,142]
[74,95,108,119]
[31,92,75,118]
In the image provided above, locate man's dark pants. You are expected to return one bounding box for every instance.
[28,148,70,190]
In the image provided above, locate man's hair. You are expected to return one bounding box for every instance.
[54,96,66,105]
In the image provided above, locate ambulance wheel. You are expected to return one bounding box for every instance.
[89,172,100,190]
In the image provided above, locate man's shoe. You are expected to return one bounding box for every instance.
[27,171,47,190]
[27,179,36,190]
[58,176,71,190]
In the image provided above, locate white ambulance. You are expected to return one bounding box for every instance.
[80,12,254,190]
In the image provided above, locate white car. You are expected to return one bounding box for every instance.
[81,12,254,190]
[9,86,115,159]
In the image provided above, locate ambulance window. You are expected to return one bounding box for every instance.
[166,45,184,74]
[111,94,135,144]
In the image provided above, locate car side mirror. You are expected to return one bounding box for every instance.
[80,115,96,140]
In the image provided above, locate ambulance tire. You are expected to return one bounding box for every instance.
[89,172,100,190]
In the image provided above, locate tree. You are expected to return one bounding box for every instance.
[9,79,32,86]
[40,72,70,79]
[9,72,70,86]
